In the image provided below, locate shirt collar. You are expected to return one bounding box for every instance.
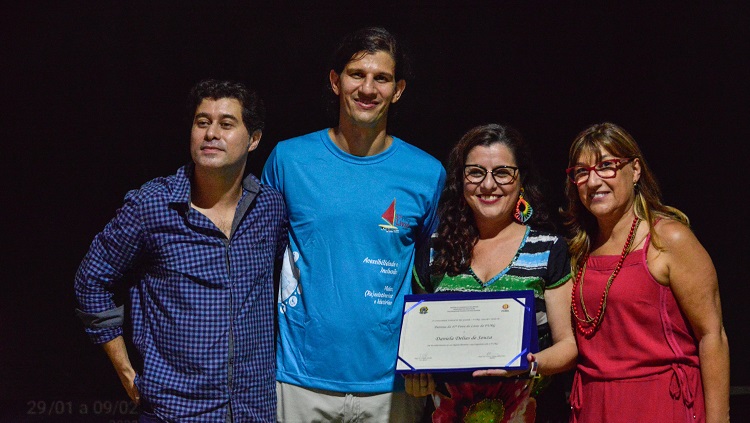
[168,164,261,208]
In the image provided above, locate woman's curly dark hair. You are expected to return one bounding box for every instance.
[431,124,552,277]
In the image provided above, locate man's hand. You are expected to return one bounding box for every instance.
[101,336,140,405]
[404,373,435,397]
[115,365,140,405]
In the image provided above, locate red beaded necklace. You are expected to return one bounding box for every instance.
[572,216,641,336]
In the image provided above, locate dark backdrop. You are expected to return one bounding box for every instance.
[2,2,748,422]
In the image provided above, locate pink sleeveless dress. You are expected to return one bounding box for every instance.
[570,232,705,422]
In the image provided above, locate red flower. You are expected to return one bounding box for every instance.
[432,380,536,423]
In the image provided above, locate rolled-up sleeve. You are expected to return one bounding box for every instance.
[74,189,146,344]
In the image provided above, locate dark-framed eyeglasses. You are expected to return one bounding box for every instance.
[566,158,634,185]
[464,164,519,185]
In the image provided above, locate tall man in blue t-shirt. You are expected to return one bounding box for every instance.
[262,27,446,422]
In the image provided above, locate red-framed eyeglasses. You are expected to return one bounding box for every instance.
[566,158,634,185]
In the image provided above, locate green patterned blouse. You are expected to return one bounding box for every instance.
[430,226,571,349]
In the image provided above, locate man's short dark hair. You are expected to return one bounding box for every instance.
[189,79,265,133]
[326,26,413,122]
[331,26,412,82]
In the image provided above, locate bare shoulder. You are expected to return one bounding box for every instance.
[647,219,696,284]
[653,218,697,251]
[653,217,717,286]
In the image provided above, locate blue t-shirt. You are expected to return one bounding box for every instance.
[262,129,446,393]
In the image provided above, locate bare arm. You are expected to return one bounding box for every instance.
[475,280,577,377]
[651,221,730,423]
[533,280,578,375]
[102,336,140,405]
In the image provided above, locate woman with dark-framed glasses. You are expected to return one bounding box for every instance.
[405,124,577,422]
[563,122,730,423]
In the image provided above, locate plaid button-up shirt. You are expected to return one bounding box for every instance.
[75,165,287,422]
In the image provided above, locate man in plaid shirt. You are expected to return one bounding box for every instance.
[74,79,287,422]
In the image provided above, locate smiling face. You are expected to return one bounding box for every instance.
[574,146,641,221]
[463,143,520,227]
[190,97,261,173]
[329,50,406,129]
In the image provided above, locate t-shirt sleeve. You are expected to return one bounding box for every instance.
[546,235,572,289]
[261,147,288,261]
[261,145,282,191]
[412,232,437,293]
[418,164,446,247]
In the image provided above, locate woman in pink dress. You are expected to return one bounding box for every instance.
[562,122,729,422]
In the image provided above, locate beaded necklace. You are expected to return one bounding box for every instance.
[571,216,641,336]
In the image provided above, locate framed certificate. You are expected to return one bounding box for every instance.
[395,290,538,374]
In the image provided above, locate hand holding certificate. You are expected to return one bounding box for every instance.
[396,290,538,374]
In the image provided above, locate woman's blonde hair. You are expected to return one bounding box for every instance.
[561,122,689,270]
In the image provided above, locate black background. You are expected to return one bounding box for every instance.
[2,2,748,422]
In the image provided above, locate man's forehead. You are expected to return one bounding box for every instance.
[198,96,242,105]
[345,50,396,71]
[195,97,242,114]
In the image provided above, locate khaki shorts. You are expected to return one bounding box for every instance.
[276,381,426,423]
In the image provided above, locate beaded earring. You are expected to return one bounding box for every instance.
[514,188,533,223]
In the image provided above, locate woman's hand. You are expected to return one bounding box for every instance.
[404,373,435,397]
[472,353,537,378]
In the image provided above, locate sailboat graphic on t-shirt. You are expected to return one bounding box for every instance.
[379,199,399,233]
